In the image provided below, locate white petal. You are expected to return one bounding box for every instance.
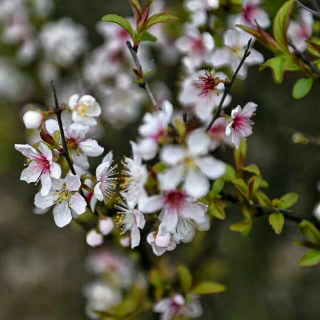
[158,165,184,191]
[181,202,208,225]
[139,195,165,213]
[15,144,37,158]
[241,102,257,118]
[70,193,87,215]
[65,174,81,191]
[68,94,80,109]
[34,192,54,209]
[184,169,210,199]
[79,139,104,157]
[40,174,52,196]
[72,151,89,169]
[50,162,62,179]
[53,201,72,228]
[187,130,210,155]
[102,150,113,163]
[195,156,226,179]
[45,119,59,136]
[136,138,158,161]
[38,143,52,160]
[94,182,104,201]
[160,145,185,165]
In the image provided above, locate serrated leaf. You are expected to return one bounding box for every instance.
[243,164,260,176]
[177,266,193,292]
[191,281,226,295]
[269,213,285,234]
[292,78,313,99]
[300,250,320,267]
[273,0,295,52]
[259,55,287,84]
[144,13,178,31]
[299,220,320,244]
[137,31,157,42]
[102,14,135,39]
[230,220,252,235]
[278,192,299,209]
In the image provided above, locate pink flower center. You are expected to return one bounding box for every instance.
[165,191,187,211]
[118,28,130,41]
[243,4,257,24]
[170,300,182,314]
[209,123,227,139]
[232,115,249,131]
[152,128,165,142]
[194,70,217,97]
[192,38,205,55]
[109,49,125,63]
[30,154,50,178]
[298,23,309,40]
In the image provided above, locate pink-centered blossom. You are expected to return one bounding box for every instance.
[208,117,233,150]
[15,142,61,196]
[226,102,257,148]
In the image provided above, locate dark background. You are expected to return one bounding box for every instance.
[1,0,320,319]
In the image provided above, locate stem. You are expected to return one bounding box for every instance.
[311,0,320,12]
[289,41,320,78]
[126,41,160,111]
[296,0,320,17]
[206,38,252,132]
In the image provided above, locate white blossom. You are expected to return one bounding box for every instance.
[68,94,102,126]
[208,117,233,150]
[15,143,61,196]
[98,217,114,236]
[226,102,257,148]
[23,110,43,129]
[184,0,219,26]
[147,231,179,256]
[211,30,264,79]
[34,174,87,228]
[86,230,104,247]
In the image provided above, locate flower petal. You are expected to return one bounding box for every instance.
[53,200,72,228]
[70,192,87,215]
[184,169,210,199]
[195,156,226,179]
[65,174,81,191]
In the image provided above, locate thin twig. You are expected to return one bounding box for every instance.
[296,0,320,17]
[126,41,160,111]
[311,0,320,12]
[289,41,320,77]
[206,38,252,132]
[253,203,295,214]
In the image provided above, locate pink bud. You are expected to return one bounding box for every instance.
[120,236,130,247]
[86,230,103,247]
[99,217,114,236]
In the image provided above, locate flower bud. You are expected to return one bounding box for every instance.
[120,236,130,247]
[23,110,43,129]
[86,230,103,247]
[99,217,114,236]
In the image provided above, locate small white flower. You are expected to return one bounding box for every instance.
[141,189,210,243]
[233,0,270,29]
[179,71,231,122]
[184,0,219,26]
[136,100,173,160]
[122,142,148,209]
[116,195,145,249]
[86,230,104,247]
[288,10,313,52]
[34,174,87,228]
[23,110,43,129]
[158,130,226,199]
[40,18,87,66]
[147,231,178,256]
[94,151,117,203]
[15,143,61,196]
[176,24,215,72]
[153,294,203,319]
[98,217,114,236]
[226,102,257,148]
[211,30,264,79]
[68,94,101,126]
[208,117,233,150]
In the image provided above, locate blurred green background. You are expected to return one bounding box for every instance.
[1,0,320,319]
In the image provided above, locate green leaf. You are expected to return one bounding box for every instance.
[149,269,163,288]
[243,164,260,176]
[102,14,135,39]
[306,37,320,57]
[209,200,226,220]
[292,78,313,99]
[223,164,237,181]
[191,281,226,295]
[153,162,167,173]
[273,0,295,52]
[174,119,186,138]
[144,13,178,31]
[248,175,262,197]
[129,0,142,15]
[212,179,225,196]
[259,56,287,84]
[137,31,157,42]
[277,192,299,209]
[234,139,247,169]
[300,250,320,267]
[233,179,248,198]
[177,265,193,292]
[299,220,320,244]
[230,220,252,236]
[269,213,285,234]
[255,191,272,206]
[294,240,320,250]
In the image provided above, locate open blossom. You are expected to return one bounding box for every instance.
[288,10,313,52]
[208,117,233,150]
[226,102,257,148]
[233,0,270,29]
[179,71,231,122]
[147,231,179,256]
[158,130,226,198]
[68,94,102,126]
[211,30,264,79]
[116,195,145,249]
[23,110,43,129]
[176,24,215,72]
[184,0,219,26]
[94,151,117,203]
[34,174,87,228]
[136,100,173,161]
[140,189,209,243]
[154,294,203,320]
[15,143,61,196]
[122,142,148,209]
[40,18,87,66]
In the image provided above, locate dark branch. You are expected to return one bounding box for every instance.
[296,0,320,17]
[126,41,160,111]
[206,38,252,132]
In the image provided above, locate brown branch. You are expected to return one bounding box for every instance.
[126,41,160,111]
[206,38,252,132]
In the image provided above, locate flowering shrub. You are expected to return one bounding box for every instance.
[12,0,320,318]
